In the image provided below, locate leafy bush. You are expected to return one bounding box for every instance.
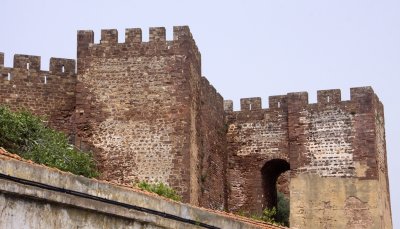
[0,106,98,178]
[276,191,290,226]
[136,181,181,201]
[238,192,290,227]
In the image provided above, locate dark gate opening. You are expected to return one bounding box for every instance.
[261,159,290,210]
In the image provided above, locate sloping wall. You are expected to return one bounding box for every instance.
[0,149,285,229]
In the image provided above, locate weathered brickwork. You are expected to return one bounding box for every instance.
[225,97,289,213]
[375,99,392,228]
[0,54,76,135]
[287,88,379,178]
[75,27,204,205]
[287,87,392,228]
[0,26,392,228]
[198,77,227,210]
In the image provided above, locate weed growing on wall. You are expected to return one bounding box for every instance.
[238,191,290,226]
[136,181,181,201]
[0,106,98,178]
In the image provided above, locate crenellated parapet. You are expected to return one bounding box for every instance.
[100,29,118,44]
[223,100,233,112]
[77,26,199,56]
[225,96,289,123]
[226,87,377,114]
[269,95,287,110]
[125,28,142,43]
[0,53,76,83]
[240,97,262,111]
[285,87,382,179]
[286,87,377,113]
[77,26,201,77]
[49,58,76,75]
[0,52,4,67]
[0,53,77,136]
[225,96,289,113]
[13,54,41,71]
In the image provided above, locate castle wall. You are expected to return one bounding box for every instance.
[288,87,391,229]
[75,27,203,204]
[0,53,76,135]
[225,97,289,214]
[375,98,393,228]
[198,77,227,210]
[0,27,392,228]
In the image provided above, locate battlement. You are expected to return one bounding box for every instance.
[224,100,233,112]
[0,53,76,78]
[0,52,4,67]
[125,28,142,43]
[50,58,76,75]
[269,95,288,109]
[13,54,41,71]
[317,89,341,105]
[100,29,118,44]
[78,26,194,47]
[77,26,200,66]
[226,87,376,113]
[240,97,262,111]
[149,27,166,42]
[225,96,288,112]
[287,87,376,112]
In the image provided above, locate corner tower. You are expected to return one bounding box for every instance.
[75,26,226,208]
[288,87,392,228]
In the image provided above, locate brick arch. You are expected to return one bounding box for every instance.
[261,159,290,209]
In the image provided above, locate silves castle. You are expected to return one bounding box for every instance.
[0,26,392,228]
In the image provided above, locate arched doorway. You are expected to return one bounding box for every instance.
[261,159,290,209]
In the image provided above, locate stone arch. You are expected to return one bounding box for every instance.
[261,159,290,209]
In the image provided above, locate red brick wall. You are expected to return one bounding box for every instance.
[0,54,76,136]
[287,88,378,179]
[225,96,289,214]
[198,77,227,210]
[75,27,203,204]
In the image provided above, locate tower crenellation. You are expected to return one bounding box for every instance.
[13,54,41,71]
[49,57,76,75]
[100,29,118,44]
[125,28,142,43]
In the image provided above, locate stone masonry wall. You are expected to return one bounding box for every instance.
[225,96,289,214]
[375,97,393,228]
[0,53,76,135]
[288,88,379,179]
[75,27,202,204]
[288,87,390,229]
[198,77,227,210]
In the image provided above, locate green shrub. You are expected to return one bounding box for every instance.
[276,192,290,226]
[136,181,181,201]
[238,192,290,227]
[0,106,98,178]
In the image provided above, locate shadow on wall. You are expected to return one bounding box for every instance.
[261,159,290,209]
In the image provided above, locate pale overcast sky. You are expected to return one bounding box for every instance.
[1,0,399,226]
